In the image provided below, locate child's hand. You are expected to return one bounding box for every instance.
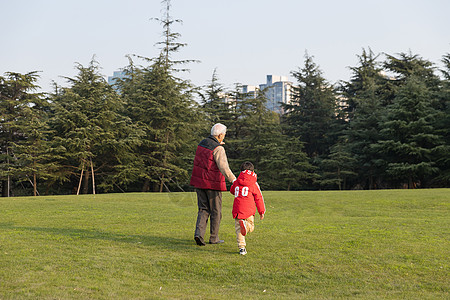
[260,214,264,220]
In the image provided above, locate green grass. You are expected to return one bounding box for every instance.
[0,189,448,299]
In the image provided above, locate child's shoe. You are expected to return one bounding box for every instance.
[239,219,247,236]
[239,248,247,255]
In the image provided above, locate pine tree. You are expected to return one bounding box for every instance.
[283,53,338,159]
[48,59,135,194]
[233,87,281,164]
[342,48,382,118]
[374,75,441,188]
[10,106,63,196]
[318,141,357,190]
[432,53,450,186]
[221,85,314,190]
[119,0,203,192]
[382,51,441,105]
[0,71,54,196]
[258,136,315,190]
[341,48,386,189]
[121,60,202,192]
[200,68,229,124]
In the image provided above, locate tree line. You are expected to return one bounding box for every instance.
[1,3,449,196]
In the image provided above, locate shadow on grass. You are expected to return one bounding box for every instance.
[0,223,198,251]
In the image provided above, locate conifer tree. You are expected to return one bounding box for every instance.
[258,136,315,190]
[432,53,450,186]
[382,51,441,105]
[374,75,441,188]
[283,53,338,159]
[200,68,228,124]
[318,141,357,190]
[119,0,203,192]
[0,72,54,196]
[341,49,386,188]
[372,52,444,188]
[10,107,63,196]
[222,85,314,190]
[48,59,135,193]
[198,68,238,144]
[233,87,281,164]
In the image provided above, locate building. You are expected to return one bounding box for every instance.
[259,75,292,113]
[242,85,258,98]
[107,71,127,86]
[243,75,293,114]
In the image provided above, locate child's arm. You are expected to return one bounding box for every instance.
[253,182,266,217]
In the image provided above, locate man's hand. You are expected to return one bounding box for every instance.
[260,214,265,220]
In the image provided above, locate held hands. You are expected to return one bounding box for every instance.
[260,214,265,220]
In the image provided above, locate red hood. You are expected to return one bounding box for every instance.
[236,170,257,186]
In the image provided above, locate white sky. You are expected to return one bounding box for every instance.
[1,0,449,93]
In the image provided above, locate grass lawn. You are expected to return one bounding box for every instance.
[0,189,448,299]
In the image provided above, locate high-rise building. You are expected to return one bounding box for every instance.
[107,71,127,86]
[242,85,258,98]
[242,75,292,113]
[259,75,292,113]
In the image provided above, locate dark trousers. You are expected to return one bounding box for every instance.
[194,189,222,244]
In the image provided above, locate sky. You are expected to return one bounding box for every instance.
[1,0,449,93]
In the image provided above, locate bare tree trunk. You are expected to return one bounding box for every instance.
[170,177,185,192]
[82,168,90,194]
[142,179,150,192]
[6,148,10,197]
[90,158,95,195]
[2,180,8,197]
[338,167,342,191]
[159,175,165,193]
[159,130,170,193]
[409,176,414,189]
[33,173,37,196]
[77,162,85,195]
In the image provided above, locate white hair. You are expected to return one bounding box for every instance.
[211,123,227,136]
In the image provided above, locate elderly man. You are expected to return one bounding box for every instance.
[190,123,236,246]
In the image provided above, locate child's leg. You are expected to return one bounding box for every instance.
[235,219,246,249]
[235,216,256,249]
[246,215,255,234]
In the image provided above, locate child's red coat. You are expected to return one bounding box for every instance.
[230,170,266,219]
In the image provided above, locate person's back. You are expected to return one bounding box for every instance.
[190,135,227,191]
[230,161,265,255]
[191,123,236,246]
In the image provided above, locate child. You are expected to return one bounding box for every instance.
[230,161,266,255]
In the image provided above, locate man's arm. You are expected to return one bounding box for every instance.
[230,180,237,195]
[213,146,236,183]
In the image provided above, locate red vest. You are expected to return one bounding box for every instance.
[190,136,227,191]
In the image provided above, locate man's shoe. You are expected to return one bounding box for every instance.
[209,239,224,244]
[239,248,247,255]
[239,220,247,236]
[194,236,205,246]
